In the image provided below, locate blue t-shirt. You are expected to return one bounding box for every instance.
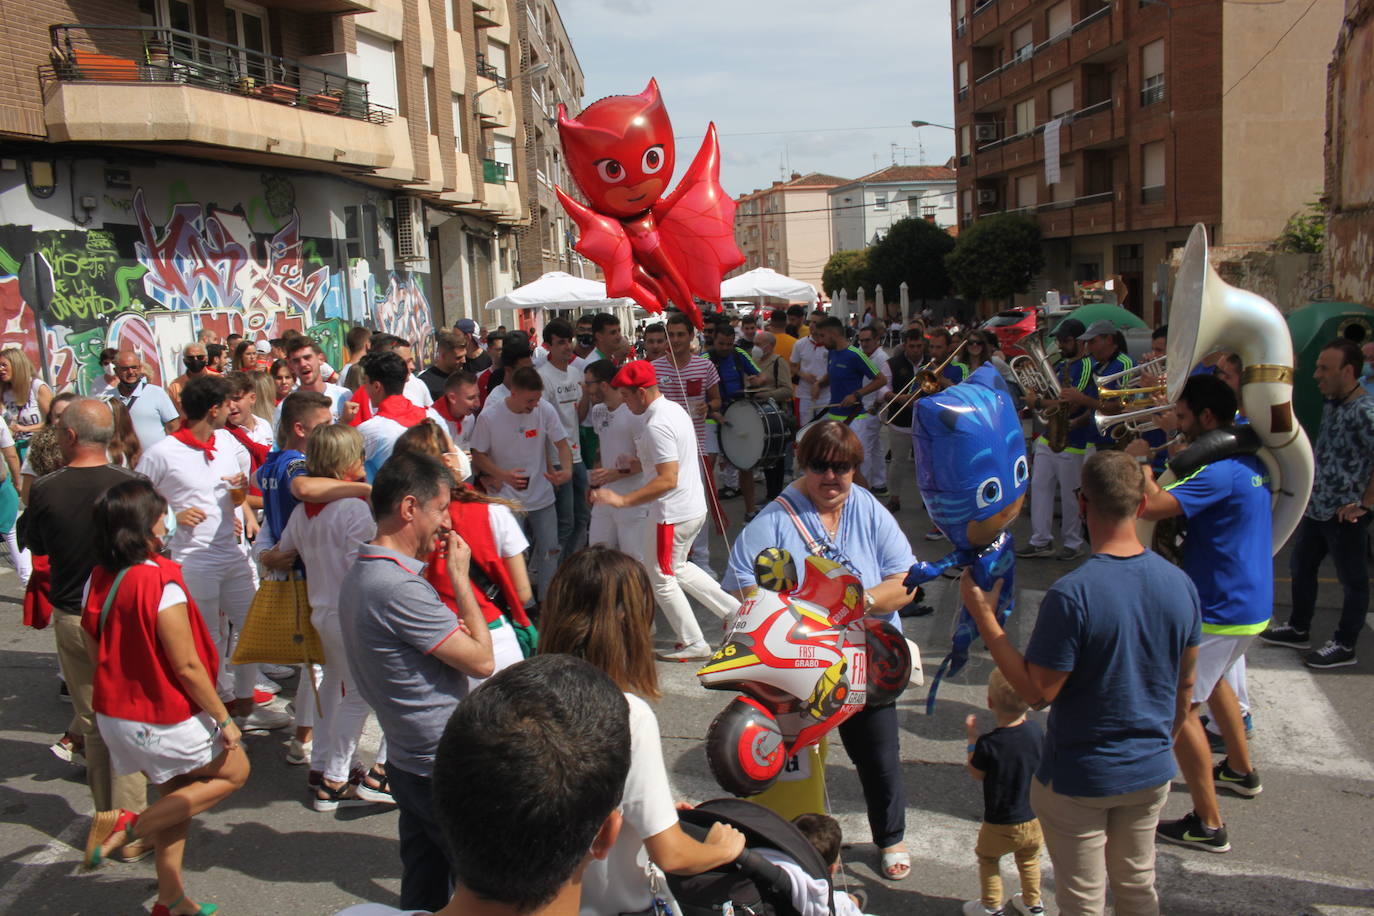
[1165,453,1272,631]
[709,347,761,402]
[108,381,179,453]
[825,346,878,419]
[1039,356,1096,453]
[255,448,307,544]
[971,719,1044,825]
[723,484,915,628]
[1024,550,1201,798]
[943,361,971,385]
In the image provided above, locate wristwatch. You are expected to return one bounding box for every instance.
[863,592,876,612]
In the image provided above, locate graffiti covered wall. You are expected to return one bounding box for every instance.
[0,157,436,392]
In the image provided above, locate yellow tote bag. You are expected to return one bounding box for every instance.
[232,573,325,666]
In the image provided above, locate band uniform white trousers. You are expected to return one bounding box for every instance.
[589,503,647,556]
[312,604,386,784]
[1028,439,1086,551]
[853,415,886,489]
[887,424,914,505]
[183,550,260,701]
[641,513,740,649]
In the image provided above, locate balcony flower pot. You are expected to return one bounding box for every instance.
[306,91,342,114]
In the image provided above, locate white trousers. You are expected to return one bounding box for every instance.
[641,514,740,649]
[1028,440,1086,551]
[887,425,914,505]
[184,551,260,701]
[466,621,525,693]
[589,504,647,556]
[854,415,886,489]
[312,605,383,783]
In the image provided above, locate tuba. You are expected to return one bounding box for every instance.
[1126,224,1314,554]
[1009,329,1068,452]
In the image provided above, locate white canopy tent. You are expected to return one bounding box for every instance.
[483,271,632,312]
[719,267,817,304]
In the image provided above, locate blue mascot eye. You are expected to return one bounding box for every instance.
[976,477,1003,508]
[1014,455,1029,486]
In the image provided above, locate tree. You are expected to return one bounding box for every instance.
[944,212,1045,302]
[866,217,955,305]
[821,249,872,297]
[1275,198,1325,254]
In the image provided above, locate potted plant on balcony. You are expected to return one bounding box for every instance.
[306,88,343,114]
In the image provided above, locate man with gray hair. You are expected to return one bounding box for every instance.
[20,398,150,859]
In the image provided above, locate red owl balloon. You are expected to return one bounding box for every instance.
[555,79,744,329]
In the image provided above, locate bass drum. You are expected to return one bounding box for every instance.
[721,398,788,470]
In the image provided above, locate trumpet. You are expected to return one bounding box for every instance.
[1095,355,1167,389]
[877,339,969,425]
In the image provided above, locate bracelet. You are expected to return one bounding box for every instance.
[966,743,977,754]
[217,716,231,731]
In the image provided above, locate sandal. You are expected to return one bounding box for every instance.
[83,808,138,870]
[151,893,219,916]
[313,780,372,813]
[880,848,911,881]
[354,766,395,804]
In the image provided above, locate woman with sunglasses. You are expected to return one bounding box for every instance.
[723,420,918,881]
[965,330,997,373]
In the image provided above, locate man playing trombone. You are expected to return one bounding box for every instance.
[1017,319,1099,561]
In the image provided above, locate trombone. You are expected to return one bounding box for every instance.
[877,338,969,425]
[1095,354,1167,389]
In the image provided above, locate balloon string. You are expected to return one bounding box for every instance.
[664,346,734,559]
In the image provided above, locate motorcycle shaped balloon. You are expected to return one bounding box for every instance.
[698,549,911,797]
[903,365,1028,712]
[555,79,744,330]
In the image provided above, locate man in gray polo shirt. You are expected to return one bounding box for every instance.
[339,450,494,913]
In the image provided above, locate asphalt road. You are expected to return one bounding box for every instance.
[1,478,1372,916]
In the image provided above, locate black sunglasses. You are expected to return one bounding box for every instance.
[807,460,855,476]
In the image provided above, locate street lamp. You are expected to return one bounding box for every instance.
[910,119,956,130]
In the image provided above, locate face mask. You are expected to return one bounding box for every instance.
[577,333,594,348]
[184,355,207,372]
[751,346,764,362]
[102,362,115,376]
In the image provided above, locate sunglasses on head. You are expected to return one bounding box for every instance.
[807,460,855,476]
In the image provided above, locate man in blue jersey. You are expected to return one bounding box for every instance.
[1018,319,1099,561]
[816,316,885,423]
[707,322,765,518]
[1138,374,1270,853]
[925,327,970,388]
[1079,320,1135,450]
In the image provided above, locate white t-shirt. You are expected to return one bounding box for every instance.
[470,397,567,512]
[276,497,377,613]
[483,383,512,409]
[81,559,186,611]
[135,430,251,564]
[587,402,645,497]
[536,360,585,464]
[404,374,434,408]
[578,693,679,916]
[861,347,891,412]
[794,337,831,404]
[488,503,529,556]
[358,415,410,481]
[239,416,275,450]
[272,382,351,430]
[636,396,705,525]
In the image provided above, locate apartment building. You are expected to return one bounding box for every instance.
[733,172,847,295]
[0,0,540,390]
[829,164,958,253]
[951,0,1341,317]
[512,0,585,290]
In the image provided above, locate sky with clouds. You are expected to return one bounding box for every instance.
[555,0,957,198]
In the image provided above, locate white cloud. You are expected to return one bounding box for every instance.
[558,0,957,196]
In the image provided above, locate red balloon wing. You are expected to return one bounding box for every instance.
[652,123,745,308]
[554,185,642,304]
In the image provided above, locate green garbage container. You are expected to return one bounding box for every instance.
[1285,301,1374,438]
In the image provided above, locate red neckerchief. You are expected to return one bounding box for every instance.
[431,395,458,424]
[225,423,270,469]
[348,387,372,426]
[376,394,428,428]
[171,427,216,461]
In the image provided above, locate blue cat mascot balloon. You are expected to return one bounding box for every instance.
[904,364,1029,712]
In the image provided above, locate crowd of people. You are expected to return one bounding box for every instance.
[11,302,1374,916]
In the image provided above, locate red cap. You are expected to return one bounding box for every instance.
[612,360,658,388]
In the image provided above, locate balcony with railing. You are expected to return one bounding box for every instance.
[475,53,501,81]
[483,159,510,184]
[40,24,395,169]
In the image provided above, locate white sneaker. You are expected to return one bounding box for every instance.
[962,901,1002,916]
[656,643,713,662]
[235,705,292,732]
[254,679,282,696]
[1009,893,1045,915]
[261,664,298,681]
[286,738,312,766]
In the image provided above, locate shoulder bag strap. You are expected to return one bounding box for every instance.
[775,491,826,555]
[97,567,132,638]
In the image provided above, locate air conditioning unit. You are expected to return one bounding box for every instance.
[393,195,426,261]
[974,123,999,142]
[977,188,999,205]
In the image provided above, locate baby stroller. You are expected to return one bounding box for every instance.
[666,798,835,916]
